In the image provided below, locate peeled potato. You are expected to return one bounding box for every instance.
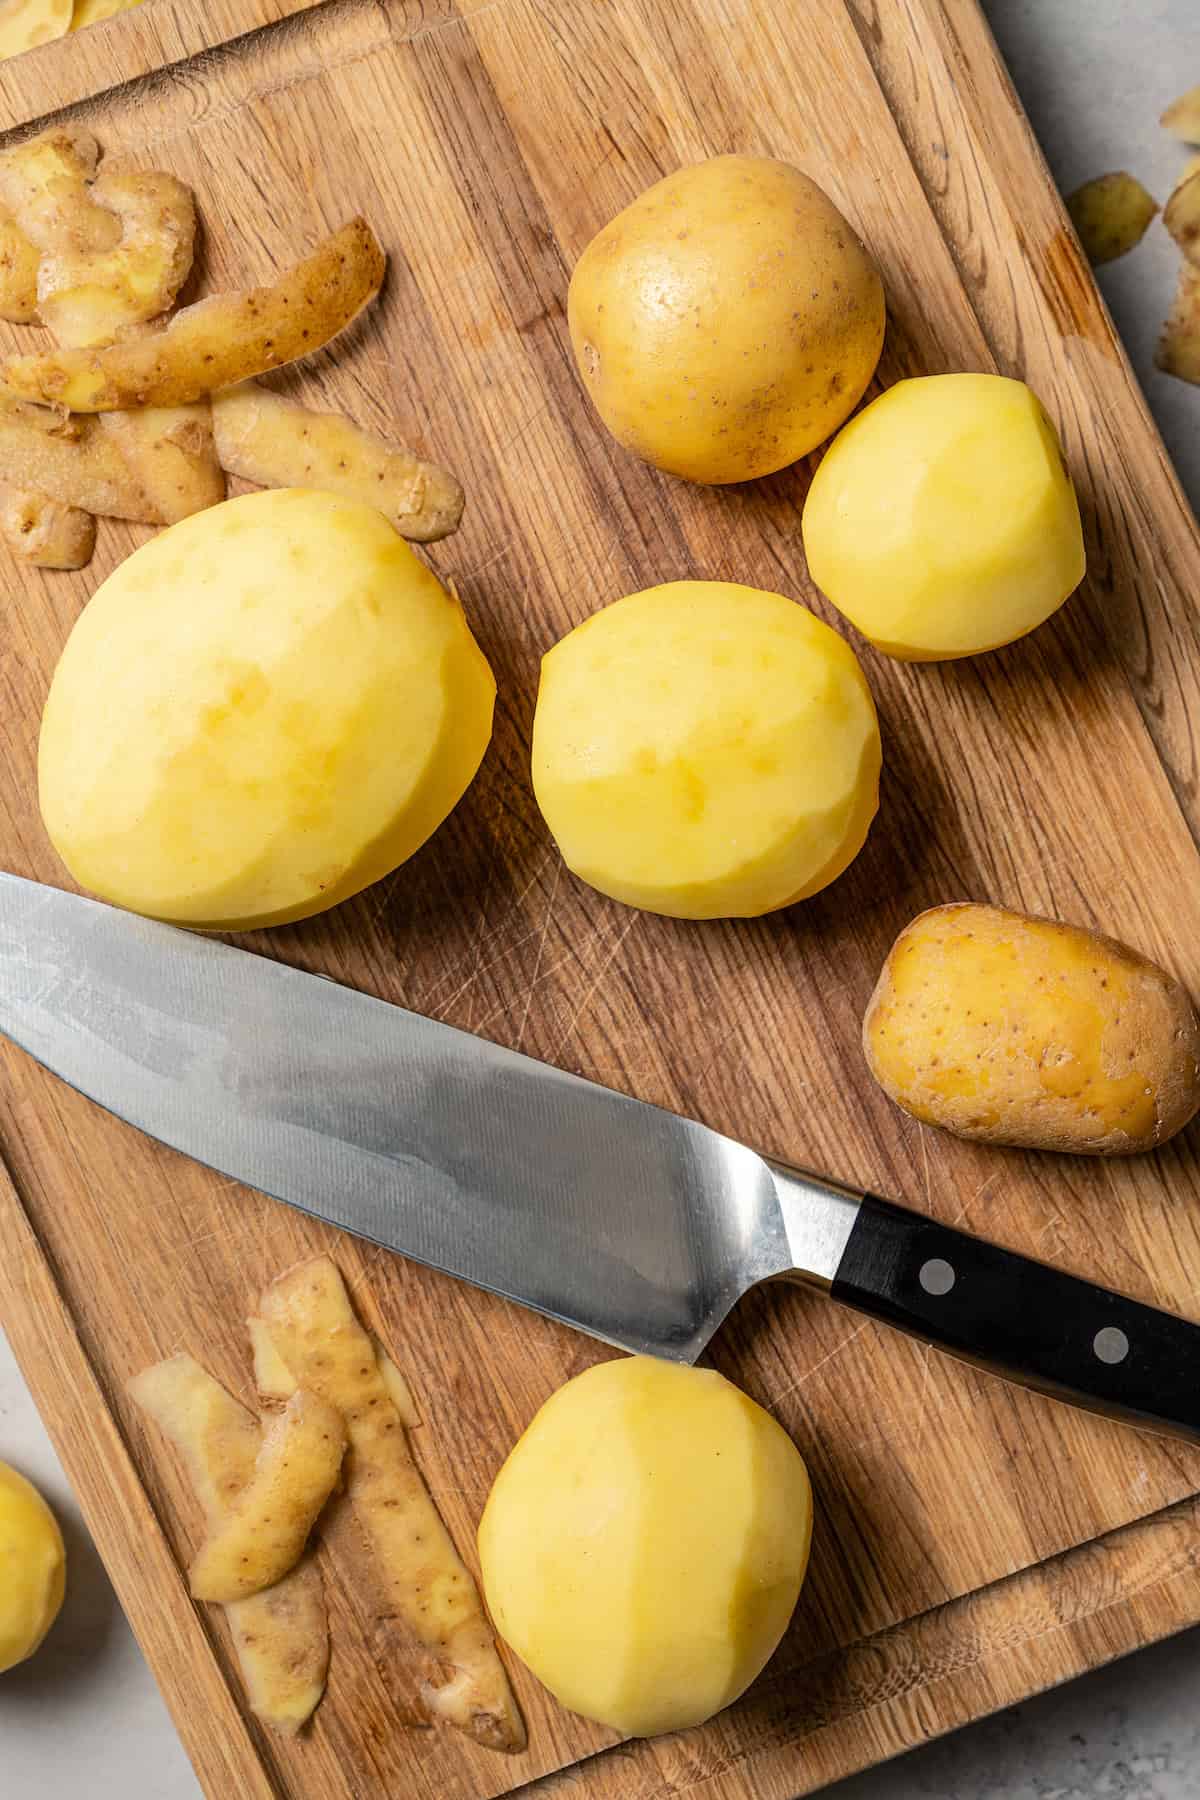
[569,155,884,484]
[802,374,1085,661]
[39,488,495,929]
[531,580,881,919]
[0,0,71,58]
[479,1357,812,1738]
[71,0,144,28]
[0,1461,65,1673]
[864,903,1200,1154]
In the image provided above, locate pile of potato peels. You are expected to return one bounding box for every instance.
[131,1255,524,1749]
[1064,82,1200,382]
[0,128,462,570]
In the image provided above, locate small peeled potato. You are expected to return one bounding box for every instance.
[802,374,1085,661]
[0,1461,65,1673]
[864,903,1200,1155]
[569,155,884,484]
[1066,173,1158,265]
[479,1357,812,1738]
[531,581,881,919]
[39,488,495,929]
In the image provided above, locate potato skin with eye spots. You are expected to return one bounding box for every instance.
[567,155,885,484]
[864,903,1200,1155]
[38,487,494,930]
[531,580,881,919]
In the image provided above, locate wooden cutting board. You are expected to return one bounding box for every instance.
[4,1,1200,1795]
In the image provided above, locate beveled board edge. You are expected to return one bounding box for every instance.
[0,0,328,131]
[520,1487,1200,1800]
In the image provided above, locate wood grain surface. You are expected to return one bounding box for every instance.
[3,0,1200,1796]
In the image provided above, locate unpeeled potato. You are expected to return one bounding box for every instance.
[531,580,881,919]
[864,903,1200,1154]
[803,374,1085,661]
[39,488,495,929]
[478,1356,812,1738]
[569,155,884,484]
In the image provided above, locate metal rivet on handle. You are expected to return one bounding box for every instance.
[919,1257,956,1296]
[1093,1326,1130,1365]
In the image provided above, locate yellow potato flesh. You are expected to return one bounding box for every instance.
[864,903,1200,1154]
[0,0,71,58]
[802,374,1085,660]
[478,1357,812,1738]
[568,155,884,484]
[531,581,880,918]
[0,1461,65,1673]
[38,488,495,930]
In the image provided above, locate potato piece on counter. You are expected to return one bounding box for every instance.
[1165,170,1200,266]
[803,374,1085,661]
[1162,84,1200,144]
[261,1257,525,1752]
[128,1354,329,1732]
[1065,172,1158,265]
[478,1356,812,1738]
[568,154,884,484]
[0,1461,65,1673]
[38,487,495,930]
[1157,263,1200,384]
[863,903,1200,1154]
[532,580,880,918]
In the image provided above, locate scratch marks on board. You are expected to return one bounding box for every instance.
[515,856,562,1052]
[768,1319,872,1411]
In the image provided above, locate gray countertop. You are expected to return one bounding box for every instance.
[2,1,1198,1796]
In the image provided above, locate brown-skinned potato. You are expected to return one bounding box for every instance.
[864,903,1200,1154]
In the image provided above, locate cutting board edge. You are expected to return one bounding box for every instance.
[5,1148,1200,1800]
[0,0,331,132]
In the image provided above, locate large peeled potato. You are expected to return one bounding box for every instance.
[39,489,494,930]
[569,155,884,484]
[864,903,1200,1154]
[802,374,1085,660]
[0,1461,65,1673]
[478,1357,812,1738]
[531,580,881,919]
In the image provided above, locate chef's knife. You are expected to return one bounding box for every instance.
[1,872,1197,1442]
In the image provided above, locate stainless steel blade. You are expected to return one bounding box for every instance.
[0,875,857,1360]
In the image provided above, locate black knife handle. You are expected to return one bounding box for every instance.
[830,1194,1200,1442]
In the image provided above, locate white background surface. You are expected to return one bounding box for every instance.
[3,2,1200,1797]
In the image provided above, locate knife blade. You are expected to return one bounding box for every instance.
[2,872,1199,1442]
